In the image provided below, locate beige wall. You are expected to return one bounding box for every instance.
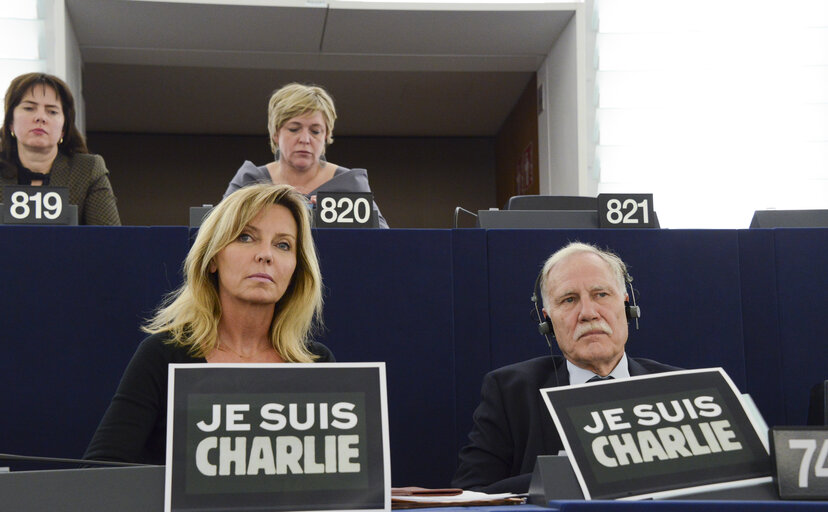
[87,133,496,228]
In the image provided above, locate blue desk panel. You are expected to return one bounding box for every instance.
[314,229,457,487]
[0,226,188,467]
[546,501,827,511]
[1,226,826,486]
[450,229,492,455]
[420,504,827,512]
[484,229,747,384]
[772,228,828,425]
[738,230,785,427]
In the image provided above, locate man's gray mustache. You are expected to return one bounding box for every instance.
[574,320,612,339]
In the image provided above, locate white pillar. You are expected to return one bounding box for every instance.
[43,0,85,133]
[536,3,591,197]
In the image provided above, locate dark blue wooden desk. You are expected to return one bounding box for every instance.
[1,226,826,487]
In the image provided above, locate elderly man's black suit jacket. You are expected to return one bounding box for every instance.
[451,355,681,493]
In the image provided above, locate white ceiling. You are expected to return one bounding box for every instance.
[67,0,576,137]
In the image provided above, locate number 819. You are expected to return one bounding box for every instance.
[10,191,63,220]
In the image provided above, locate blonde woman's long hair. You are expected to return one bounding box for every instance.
[143,183,323,362]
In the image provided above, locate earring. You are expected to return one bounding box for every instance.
[10,130,14,138]
[59,137,63,144]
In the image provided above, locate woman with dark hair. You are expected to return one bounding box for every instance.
[0,72,120,225]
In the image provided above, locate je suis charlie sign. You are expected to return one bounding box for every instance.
[164,363,390,512]
[541,368,771,500]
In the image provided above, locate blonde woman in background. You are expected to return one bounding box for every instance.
[224,82,388,228]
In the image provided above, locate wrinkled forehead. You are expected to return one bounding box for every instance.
[545,252,622,295]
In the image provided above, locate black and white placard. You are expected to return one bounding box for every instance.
[541,368,771,500]
[2,186,70,224]
[314,192,377,228]
[165,363,390,512]
[597,193,655,229]
[771,426,828,500]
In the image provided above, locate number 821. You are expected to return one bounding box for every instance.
[606,198,649,225]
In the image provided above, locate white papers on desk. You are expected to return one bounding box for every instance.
[391,491,518,504]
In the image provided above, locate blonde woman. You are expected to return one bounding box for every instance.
[224,82,388,228]
[85,183,332,464]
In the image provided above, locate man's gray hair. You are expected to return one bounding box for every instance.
[539,242,629,310]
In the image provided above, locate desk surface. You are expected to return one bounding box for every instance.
[1,466,826,511]
[0,466,164,512]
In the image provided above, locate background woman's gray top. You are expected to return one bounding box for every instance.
[224,161,389,228]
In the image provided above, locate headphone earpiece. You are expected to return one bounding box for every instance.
[531,273,555,349]
[625,301,641,320]
[538,315,554,337]
[623,272,641,328]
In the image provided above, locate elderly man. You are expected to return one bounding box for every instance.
[452,242,679,493]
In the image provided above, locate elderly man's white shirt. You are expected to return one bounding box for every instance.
[566,352,630,385]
